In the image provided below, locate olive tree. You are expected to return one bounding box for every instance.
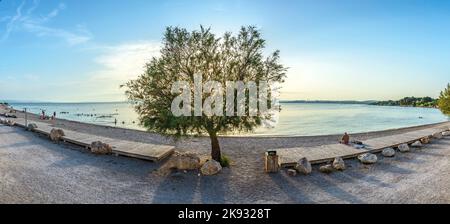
[124,26,286,162]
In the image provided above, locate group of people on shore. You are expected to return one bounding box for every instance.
[38,109,122,126]
[40,110,57,120]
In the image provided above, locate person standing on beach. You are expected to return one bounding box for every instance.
[114,118,117,126]
[53,111,56,120]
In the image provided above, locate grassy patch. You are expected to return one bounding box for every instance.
[220,155,231,168]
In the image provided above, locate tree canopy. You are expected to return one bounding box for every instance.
[124,26,286,161]
[438,84,450,115]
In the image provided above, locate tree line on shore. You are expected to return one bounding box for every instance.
[370,97,438,108]
[368,84,450,115]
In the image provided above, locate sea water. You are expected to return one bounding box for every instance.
[9,102,449,136]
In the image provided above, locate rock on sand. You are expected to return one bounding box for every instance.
[420,137,430,144]
[382,148,396,157]
[286,169,297,177]
[319,164,334,174]
[200,160,222,176]
[411,141,423,148]
[50,128,65,142]
[156,152,201,176]
[358,153,377,164]
[398,144,410,152]
[27,123,38,131]
[294,157,312,175]
[90,141,112,155]
[433,132,443,139]
[332,157,346,171]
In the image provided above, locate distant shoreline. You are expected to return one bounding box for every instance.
[280,100,374,105]
[281,100,439,109]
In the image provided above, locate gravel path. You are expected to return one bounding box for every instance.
[1,124,450,204]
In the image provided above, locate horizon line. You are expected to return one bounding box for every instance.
[1,97,437,104]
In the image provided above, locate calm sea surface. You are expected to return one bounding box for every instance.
[9,102,449,136]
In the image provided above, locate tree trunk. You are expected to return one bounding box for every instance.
[210,132,221,162]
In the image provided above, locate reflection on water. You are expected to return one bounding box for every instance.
[253,103,449,136]
[11,102,142,130]
[10,102,449,136]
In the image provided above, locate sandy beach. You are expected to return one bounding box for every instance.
[1,106,450,203]
[1,123,450,203]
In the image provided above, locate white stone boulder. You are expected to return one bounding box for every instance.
[398,143,410,152]
[156,152,201,176]
[332,157,346,171]
[382,148,396,157]
[90,141,113,155]
[433,132,443,139]
[287,169,297,177]
[27,123,38,131]
[358,153,377,164]
[411,141,423,148]
[319,164,334,174]
[294,157,312,175]
[170,153,201,170]
[442,131,450,136]
[6,120,15,126]
[49,128,65,142]
[200,160,222,176]
[420,137,430,144]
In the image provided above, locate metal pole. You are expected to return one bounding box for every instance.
[24,108,28,128]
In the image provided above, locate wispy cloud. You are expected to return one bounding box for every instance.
[91,41,161,81]
[77,41,161,100]
[0,0,92,45]
[1,1,26,42]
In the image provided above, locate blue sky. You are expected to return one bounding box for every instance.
[1,0,449,102]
